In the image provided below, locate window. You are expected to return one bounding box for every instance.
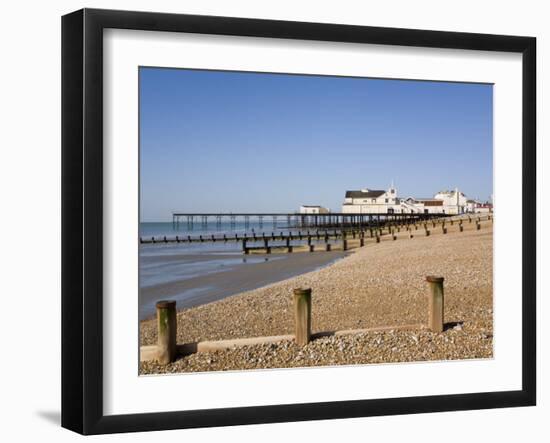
[385,198,389,203]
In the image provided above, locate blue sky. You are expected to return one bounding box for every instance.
[140,68,493,222]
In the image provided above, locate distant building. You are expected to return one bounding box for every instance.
[300,205,330,214]
[474,202,493,213]
[342,185,401,214]
[433,188,467,214]
[342,184,473,214]
[466,199,493,213]
[466,199,477,213]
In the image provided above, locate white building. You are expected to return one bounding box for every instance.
[466,200,493,213]
[342,185,402,214]
[400,197,444,214]
[300,205,330,214]
[433,188,467,215]
[341,185,471,214]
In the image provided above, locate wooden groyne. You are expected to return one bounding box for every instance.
[141,276,447,364]
[141,214,493,254]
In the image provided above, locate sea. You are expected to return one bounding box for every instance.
[139,221,346,319]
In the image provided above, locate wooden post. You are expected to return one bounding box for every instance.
[409,232,414,239]
[309,244,314,252]
[360,237,365,247]
[476,222,481,230]
[442,226,447,234]
[156,300,177,365]
[325,243,331,251]
[376,234,380,243]
[426,276,444,333]
[342,239,348,251]
[425,229,430,236]
[242,239,249,254]
[293,288,312,346]
[460,225,464,232]
[392,233,397,240]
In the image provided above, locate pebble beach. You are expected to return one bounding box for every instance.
[140,219,493,374]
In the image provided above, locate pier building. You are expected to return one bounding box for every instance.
[300,205,330,214]
[341,185,475,215]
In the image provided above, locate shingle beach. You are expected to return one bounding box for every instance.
[140,218,493,374]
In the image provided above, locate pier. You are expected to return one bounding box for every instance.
[171,211,448,230]
[142,214,491,252]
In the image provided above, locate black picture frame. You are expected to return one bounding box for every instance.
[61,8,536,435]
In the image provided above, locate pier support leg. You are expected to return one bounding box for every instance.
[156,300,177,365]
[293,288,312,346]
[426,277,444,333]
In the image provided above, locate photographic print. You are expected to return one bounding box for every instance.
[138,67,494,375]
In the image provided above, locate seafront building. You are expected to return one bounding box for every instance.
[341,185,491,215]
[300,205,330,214]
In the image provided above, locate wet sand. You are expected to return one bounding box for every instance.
[140,251,347,319]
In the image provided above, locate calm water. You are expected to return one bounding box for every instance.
[141,221,296,238]
[139,222,345,319]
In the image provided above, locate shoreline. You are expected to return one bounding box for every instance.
[140,219,493,373]
[139,250,349,320]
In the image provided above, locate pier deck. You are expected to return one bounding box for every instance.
[171,211,449,230]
